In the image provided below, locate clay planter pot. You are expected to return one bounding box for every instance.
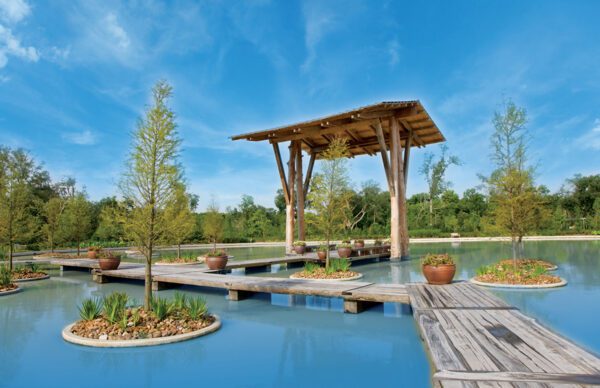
[354,241,365,249]
[422,264,456,285]
[87,250,98,259]
[206,255,228,270]
[98,256,121,270]
[317,251,327,261]
[293,245,306,255]
[337,247,352,259]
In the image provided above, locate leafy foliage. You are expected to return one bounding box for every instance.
[102,292,128,324]
[421,253,454,266]
[0,264,12,287]
[187,296,208,320]
[78,298,102,321]
[150,296,173,321]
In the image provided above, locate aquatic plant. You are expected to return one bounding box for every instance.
[151,296,173,321]
[78,298,102,321]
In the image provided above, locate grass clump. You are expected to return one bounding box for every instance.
[475,260,561,285]
[150,296,173,321]
[303,261,320,274]
[78,297,102,321]
[187,297,208,320]
[0,265,13,288]
[102,292,128,324]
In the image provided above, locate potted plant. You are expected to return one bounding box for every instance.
[316,245,328,261]
[87,245,102,259]
[337,242,353,259]
[98,250,122,270]
[421,253,456,285]
[293,241,307,255]
[372,239,382,253]
[205,249,228,270]
[354,239,365,249]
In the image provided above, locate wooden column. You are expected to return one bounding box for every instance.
[295,142,305,241]
[285,142,297,253]
[390,118,410,260]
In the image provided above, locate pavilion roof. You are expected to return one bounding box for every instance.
[231,100,445,157]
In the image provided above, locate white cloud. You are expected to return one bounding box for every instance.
[0,0,38,69]
[104,12,130,50]
[0,0,30,23]
[61,129,97,145]
[387,39,400,66]
[575,119,600,150]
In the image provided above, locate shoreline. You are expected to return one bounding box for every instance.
[9,235,600,261]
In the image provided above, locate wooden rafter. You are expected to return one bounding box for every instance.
[374,120,394,195]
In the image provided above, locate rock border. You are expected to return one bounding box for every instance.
[0,286,21,296]
[470,277,567,289]
[62,314,221,348]
[289,273,364,282]
[14,274,50,283]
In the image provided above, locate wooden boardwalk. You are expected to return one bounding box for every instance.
[407,282,600,387]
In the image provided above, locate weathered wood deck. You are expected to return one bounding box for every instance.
[407,282,600,387]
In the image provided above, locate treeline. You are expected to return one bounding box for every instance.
[1,143,598,254]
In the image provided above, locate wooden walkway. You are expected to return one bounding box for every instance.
[407,282,600,387]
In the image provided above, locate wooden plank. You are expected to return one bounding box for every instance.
[344,283,409,303]
[272,143,290,204]
[435,370,600,386]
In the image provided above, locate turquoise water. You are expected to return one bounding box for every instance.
[1,241,599,387]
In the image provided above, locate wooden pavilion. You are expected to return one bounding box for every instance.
[231,101,445,260]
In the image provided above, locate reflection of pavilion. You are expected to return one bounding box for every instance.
[232,101,445,260]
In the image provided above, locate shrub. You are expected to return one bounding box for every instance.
[354,239,364,244]
[98,250,122,259]
[151,296,173,321]
[78,298,102,321]
[337,242,352,249]
[421,253,454,266]
[102,292,128,324]
[293,240,306,246]
[317,245,329,252]
[206,249,227,257]
[373,239,382,246]
[88,245,103,252]
[0,265,13,287]
[187,297,208,320]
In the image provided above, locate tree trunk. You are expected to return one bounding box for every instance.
[325,238,330,269]
[77,238,81,256]
[429,197,433,227]
[9,242,13,271]
[177,243,181,259]
[145,246,152,310]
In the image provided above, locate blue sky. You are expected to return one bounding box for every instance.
[1,0,599,210]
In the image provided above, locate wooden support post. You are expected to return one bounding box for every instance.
[395,120,410,259]
[344,299,379,314]
[390,119,401,260]
[92,270,108,284]
[374,120,394,194]
[285,142,297,253]
[295,142,305,241]
[152,280,172,291]
[228,289,255,301]
[272,143,290,203]
[403,129,412,187]
[303,152,316,199]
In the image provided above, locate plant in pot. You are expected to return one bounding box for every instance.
[293,241,307,255]
[316,245,328,261]
[337,242,353,259]
[205,249,228,270]
[87,245,102,259]
[372,239,382,253]
[421,253,456,285]
[353,239,365,249]
[98,250,122,270]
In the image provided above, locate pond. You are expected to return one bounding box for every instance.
[1,240,599,387]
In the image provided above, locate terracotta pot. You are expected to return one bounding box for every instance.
[98,256,121,270]
[317,251,327,261]
[294,245,306,255]
[422,264,456,285]
[354,241,365,249]
[87,250,98,259]
[337,247,352,259]
[206,255,228,270]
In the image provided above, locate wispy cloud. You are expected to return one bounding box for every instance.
[387,39,400,66]
[61,129,97,145]
[301,1,338,72]
[575,119,600,150]
[104,12,130,50]
[0,0,38,69]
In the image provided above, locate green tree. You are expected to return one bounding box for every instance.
[164,184,197,258]
[485,100,543,260]
[0,148,42,269]
[43,197,66,252]
[94,200,127,242]
[120,80,182,309]
[60,192,93,255]
[419,144,461,227]
[306,137,352,268]
[202,198,223,250]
